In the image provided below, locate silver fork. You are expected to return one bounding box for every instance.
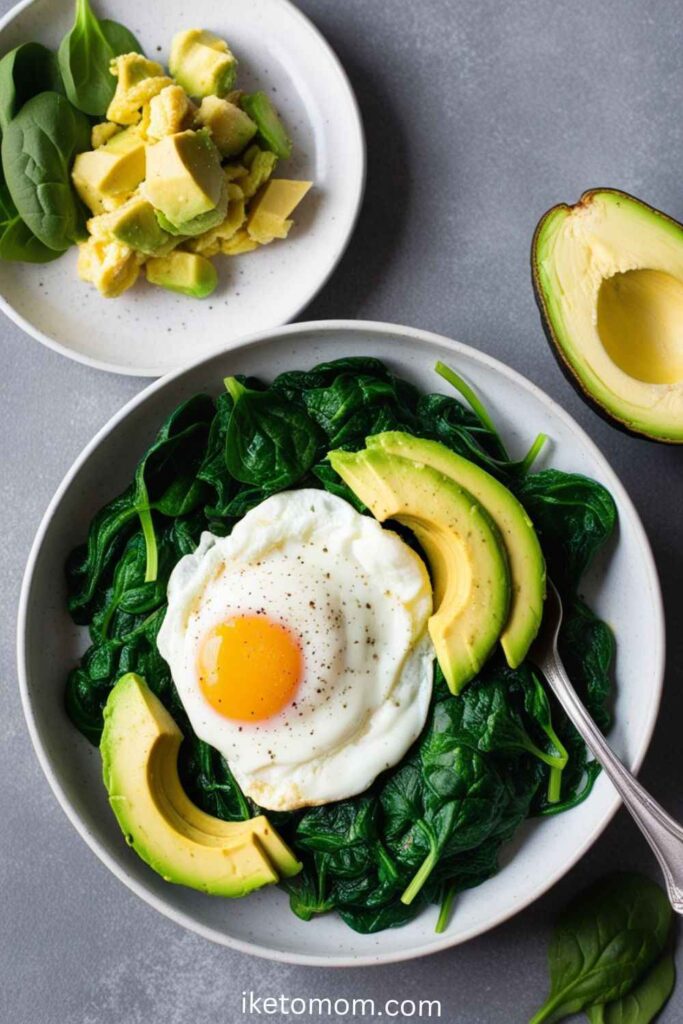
[531,580,683,914]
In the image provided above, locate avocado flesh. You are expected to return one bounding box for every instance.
[146,251,217,298]
[144,129,223,225]
[109,197,173,255]
[197,96,257,157]
[100,674,301,894]
[533,189,683,443]
[329,448,511,694]
[367,432,545,668]
[170,29,237,98]
[240,92,292,160]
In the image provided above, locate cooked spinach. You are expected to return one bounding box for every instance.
[0,42,62,132]
[58,0,142,116]
[515,469,618,593]
[586,950,676,1024]
[64,356,618,933]
[1,91,90,251]
[224,376,323,491]
[529,874,673,1024]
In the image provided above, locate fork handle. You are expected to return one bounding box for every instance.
[540,650,683,914]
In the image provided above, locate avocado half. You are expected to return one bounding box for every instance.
[532,188,683,443]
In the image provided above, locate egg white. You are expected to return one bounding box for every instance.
[157,489,434,811]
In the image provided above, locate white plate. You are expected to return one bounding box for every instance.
[17,321,665,966]
[0,0,364,376]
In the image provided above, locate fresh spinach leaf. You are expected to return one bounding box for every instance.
[224,376,322,490]
[586,950,675,1024]
[0,42,62,132]
[0,164,62,262]
[58,0,142,116]
[1,91,90,251]
[529,873,673,1023]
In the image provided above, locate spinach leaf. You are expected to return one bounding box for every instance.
[516,469,618,592]
[224,377,322,490]
[58,0,142,116]
[0,164,62,262]
[1,91,90,251]
[529,874,673,1023]
[0,42,62,132]
[586,950,675,1024]
[303,372,418,448]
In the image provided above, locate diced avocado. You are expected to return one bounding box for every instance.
[77,237,142,298]
[72,127,146,214]
[240,145,278,199]
[144,129,223,225]
[240,91,292,160]
[247,179,312,244]
[101,195,173,255]
[155,178,228,238]
[101,674,301,893]
[533,189,683,443]
[169,29,237,98]
[328,448,511,694]
[107,54,173,126]
[147,85,195,140]
[146,251,218,297]
[366,432,546,668]
[196,95,257,157]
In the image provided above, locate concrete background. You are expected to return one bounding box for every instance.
[2,0,683,1021]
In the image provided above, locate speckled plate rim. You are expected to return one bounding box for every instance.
[0,0,366,377]
[17,320,665,966]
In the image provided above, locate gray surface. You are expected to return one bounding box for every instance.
[1,0,682,1021]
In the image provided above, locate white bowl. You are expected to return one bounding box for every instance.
[17,321,665,966]
[0,0,364,376]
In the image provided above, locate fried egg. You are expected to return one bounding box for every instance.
[157,489,434,811]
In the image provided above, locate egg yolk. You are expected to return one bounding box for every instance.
[198,615,303,722]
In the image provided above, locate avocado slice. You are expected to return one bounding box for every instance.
[240,92,292,160]
[144,129,223,226]
[169,29,237,98]
[329,448,511,694]
[146,251,217,298]
[366,432,546,668]
[100,674,301,893]
[533,189,683,443]
[196,96,257,157]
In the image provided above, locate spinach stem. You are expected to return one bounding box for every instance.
[528,994,563,1024]
[224,376,248,403]
[547,765,563,804]
[435,884,457,933]
[520,432,548,474]
[137,508,157,583]
[435,360,502,442]
[401,825,439,906]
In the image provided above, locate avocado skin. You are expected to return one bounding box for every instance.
[531,187,683,446]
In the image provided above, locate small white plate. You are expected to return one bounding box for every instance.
[17,321,665,966]
[0,0,364,375]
